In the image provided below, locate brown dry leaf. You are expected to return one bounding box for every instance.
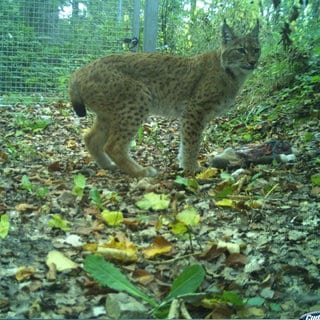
[96,236,138,263]
[48,161,62,172]
[225,253,248,267]
[132,269,154,285]
[0,151,8,163]
[142,236,173,259]
[15,267,36,281]
[200,244,225,261]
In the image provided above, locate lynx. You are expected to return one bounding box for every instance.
[69,20,260,177]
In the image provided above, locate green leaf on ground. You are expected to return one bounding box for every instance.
[136,192,170,211]
[48,214,71,231]
[84,254,158,307]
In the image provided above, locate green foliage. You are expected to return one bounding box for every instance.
[175,176,199,193]
[21,175,48,198]
[48,214,71,232]
[72,173,87,198]
[136,192,170,211]
[84,254,206,318]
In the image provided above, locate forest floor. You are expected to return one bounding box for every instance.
[0,88,319,319]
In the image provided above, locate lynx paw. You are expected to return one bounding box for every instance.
[132,166,157,178]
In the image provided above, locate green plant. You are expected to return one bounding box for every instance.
[84,254,205,318]
[14,113,52,133]
[21,175,48,198]
[72,173,86,198]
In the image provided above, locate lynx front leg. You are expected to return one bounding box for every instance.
[179,112,204,176]
[84,117,116,170]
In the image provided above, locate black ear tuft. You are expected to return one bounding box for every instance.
[222,20,235,45]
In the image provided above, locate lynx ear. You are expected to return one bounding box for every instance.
[222,20,236,45]
[251,20,260,39]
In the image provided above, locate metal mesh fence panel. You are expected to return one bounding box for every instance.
[0,0,136,103]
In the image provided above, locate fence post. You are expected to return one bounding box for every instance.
[143,0,159,52]
[132,0,140,52]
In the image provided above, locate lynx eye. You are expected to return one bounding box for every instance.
[237,48,246,54]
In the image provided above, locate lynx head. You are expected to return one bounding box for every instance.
[220,20,261,78]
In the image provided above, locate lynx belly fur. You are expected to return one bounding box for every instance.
[69,21,260,177]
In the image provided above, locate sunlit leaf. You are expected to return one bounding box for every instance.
[136,192,170,211]
[46,250,79,271]
[215,198,235,208]
[101,210,123,226]
[170,221,188,235]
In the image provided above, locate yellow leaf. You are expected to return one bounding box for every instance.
[101,210,123,226]
[15,267,36,281]
[177,207,200,227]
[142,236,172,259]
[46,250,79,271]
[96,236,138,262]
[0,214,10,239]
[170,221,188,235]
[237,307,265,318]
[196,167,219,179]
[215,198,235,208]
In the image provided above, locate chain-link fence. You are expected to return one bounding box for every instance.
[0,0,137,103]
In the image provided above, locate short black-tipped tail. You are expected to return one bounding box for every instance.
[69,80,87,117]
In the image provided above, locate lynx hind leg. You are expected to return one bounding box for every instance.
[84,117,116,170]
[104,108,157,178]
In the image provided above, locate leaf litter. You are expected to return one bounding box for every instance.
[0,99,319,319]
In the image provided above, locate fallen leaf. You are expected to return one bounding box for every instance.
[95,236,138,263]
[225,253,248,267]
[176,207,200,227]
[0,214,10,239]
[142,236,173,259]
[101,210,124,226]
[215,198,235,208]
[46,250,79,271]
[136,192,170,211]
[196,167,219,179]
[15,267,36,281]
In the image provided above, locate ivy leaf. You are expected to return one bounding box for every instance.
[136,192,170,211]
